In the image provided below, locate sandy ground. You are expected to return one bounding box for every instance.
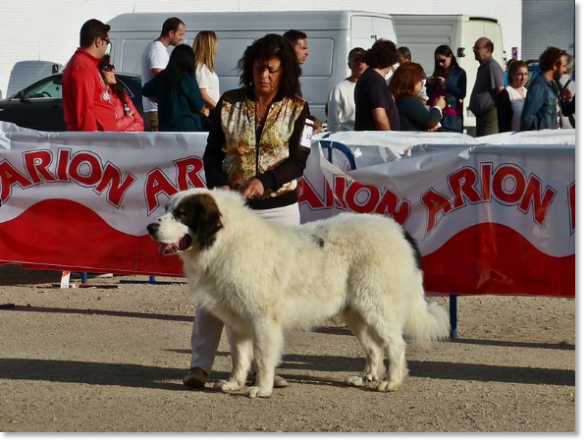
[0,264,576,433]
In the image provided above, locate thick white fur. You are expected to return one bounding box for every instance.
[153,188,450,398]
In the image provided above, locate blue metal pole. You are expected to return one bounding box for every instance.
[449,294,458,338]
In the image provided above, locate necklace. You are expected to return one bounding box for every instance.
[255,101,270,130]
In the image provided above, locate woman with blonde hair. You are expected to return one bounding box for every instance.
[192,31,220,112]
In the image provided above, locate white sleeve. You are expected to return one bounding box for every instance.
[148,45,169,71]
[326,87,342,133]
[195,65,209,89]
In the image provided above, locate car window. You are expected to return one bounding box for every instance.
[22,76,63,99]
[118,75,142,98]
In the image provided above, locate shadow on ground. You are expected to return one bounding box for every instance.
[0,357,574,392]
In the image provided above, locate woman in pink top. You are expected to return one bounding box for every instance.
[99,56,144,132]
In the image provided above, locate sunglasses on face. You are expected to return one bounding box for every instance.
[437,58,449,64]
[102,64,115,72]
[254,64,281,74]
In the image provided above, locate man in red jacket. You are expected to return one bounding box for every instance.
[62,19,117,131]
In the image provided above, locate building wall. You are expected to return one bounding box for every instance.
[522,0,575,60]
[0,0,524,98]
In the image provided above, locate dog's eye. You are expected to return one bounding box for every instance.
[174,208,185,217]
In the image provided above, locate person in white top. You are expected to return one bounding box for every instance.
[496,60,528,132]
[141,17,186,131]
[192,31,220,115]
[325,47,367,132]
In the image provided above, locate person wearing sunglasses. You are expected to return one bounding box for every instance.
[62,19,117,132]
[98,56,144,132]
[427,45,467,133]
[469,37,504,136]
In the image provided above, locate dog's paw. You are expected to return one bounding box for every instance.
[247,386,273,398]
[346,374,378,387]
[374,380,401,392]
[346,375,367,387]
[214,379,243,392]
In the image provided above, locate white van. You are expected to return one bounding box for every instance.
[107,11,398,122]
[392,15,506,132]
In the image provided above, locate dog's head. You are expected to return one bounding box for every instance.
[147,190,223,255]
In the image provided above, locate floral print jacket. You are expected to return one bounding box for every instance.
[203,88,311,210]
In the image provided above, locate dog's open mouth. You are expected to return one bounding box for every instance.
[158,235,192,255]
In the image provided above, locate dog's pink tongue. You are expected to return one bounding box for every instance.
[158,243,177,255]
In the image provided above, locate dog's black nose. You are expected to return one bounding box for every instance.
[146,223,158,236]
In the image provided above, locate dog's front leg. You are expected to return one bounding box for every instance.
[248,320,283,399]
[214,326,252,392]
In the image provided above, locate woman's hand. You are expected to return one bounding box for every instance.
[436,76,446,86]
[434,95,447,109]
[239,178,264,199]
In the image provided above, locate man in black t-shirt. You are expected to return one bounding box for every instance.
[354,39,400,131]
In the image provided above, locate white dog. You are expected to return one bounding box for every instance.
[147,188,449,398]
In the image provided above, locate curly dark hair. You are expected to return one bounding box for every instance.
[364,39,399,69]
[238,33,301,98]
[539,46,567,72]
[389,62,425,99]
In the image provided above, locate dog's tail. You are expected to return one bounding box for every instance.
[404,294,450,347]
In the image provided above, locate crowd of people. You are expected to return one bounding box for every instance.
[326,36,574,136]
[62,17,575,138]
[60,17,575,390]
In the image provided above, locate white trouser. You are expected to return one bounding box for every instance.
[190,202,301,373]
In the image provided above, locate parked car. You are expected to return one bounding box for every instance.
[525,59,540,86]
[0,72,146,131]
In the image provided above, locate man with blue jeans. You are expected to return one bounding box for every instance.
[521,47,568,131]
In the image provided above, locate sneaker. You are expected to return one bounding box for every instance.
[183,367,208,389]
[274,374,289,388]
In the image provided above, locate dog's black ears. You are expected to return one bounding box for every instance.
[176,193,223,250]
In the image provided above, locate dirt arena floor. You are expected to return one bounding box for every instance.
[0,264,576,433]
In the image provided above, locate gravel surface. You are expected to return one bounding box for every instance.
[0,264,575,433]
